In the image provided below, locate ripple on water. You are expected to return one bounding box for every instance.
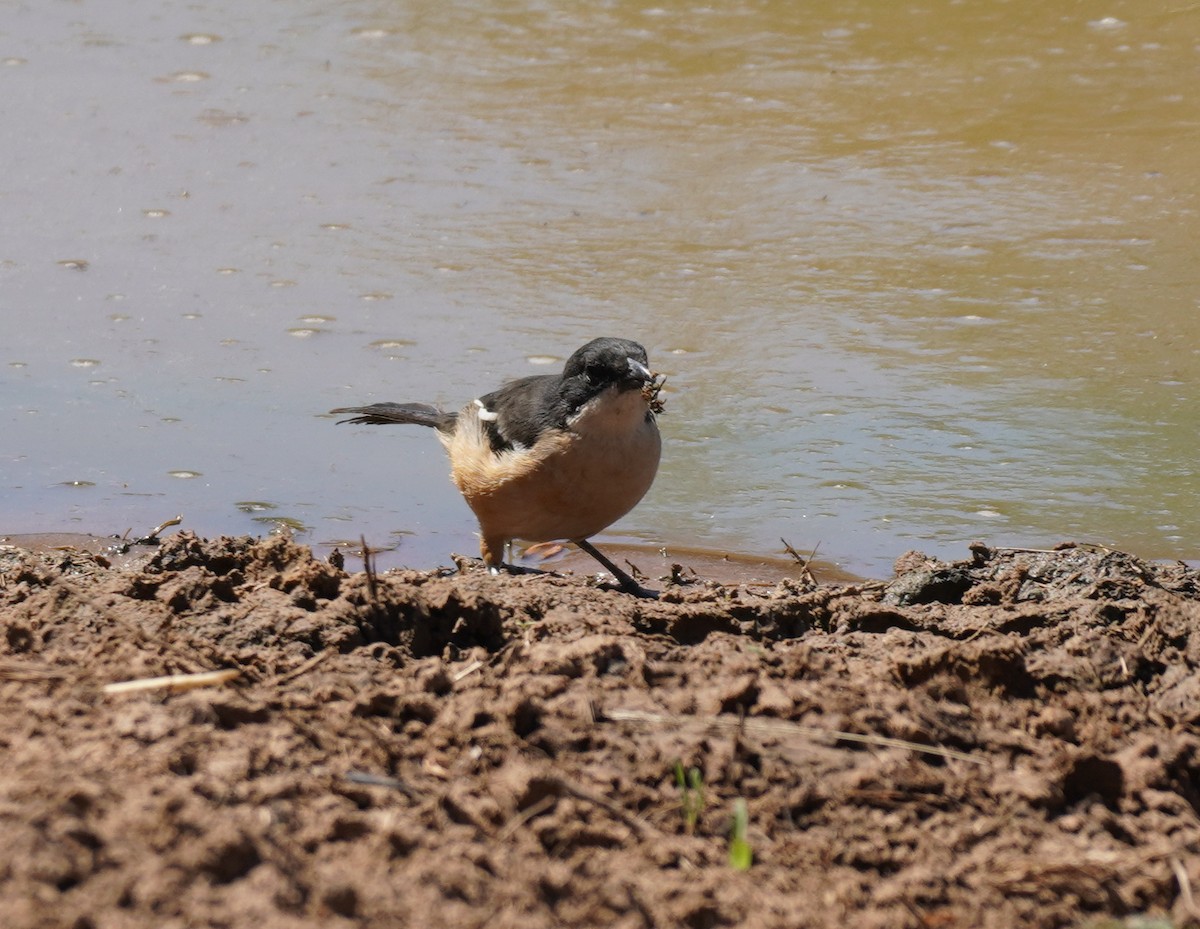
[252,516,308,532]
[236,501,277,513]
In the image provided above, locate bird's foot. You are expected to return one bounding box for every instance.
[472,558,554,578]
[575,539,658,599]
[499,561,552,578]
[463,548,657,598]
[599,576,659,600]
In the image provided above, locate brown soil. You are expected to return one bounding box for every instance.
[2,532,1199,929]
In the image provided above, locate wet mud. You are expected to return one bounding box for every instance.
[2,532,1199,928]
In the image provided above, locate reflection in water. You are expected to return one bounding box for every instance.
[1,0,1197,576]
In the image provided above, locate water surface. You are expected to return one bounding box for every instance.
[3,0,1198,576]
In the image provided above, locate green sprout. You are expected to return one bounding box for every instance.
[729,798,752,871]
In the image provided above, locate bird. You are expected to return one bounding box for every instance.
[330,336,663,597]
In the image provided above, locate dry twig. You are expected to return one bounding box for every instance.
[1171,856,1200,922]
[452,660,485,683]
[103,668,240,695]
[361,534,379,601]
[275,650,333,685]
[781,537,820,585]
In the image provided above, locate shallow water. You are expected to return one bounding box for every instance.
[3,0,1198,577]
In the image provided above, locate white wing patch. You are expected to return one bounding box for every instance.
[473,398,499,422]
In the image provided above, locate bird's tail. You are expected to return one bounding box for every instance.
[330,402,457,432]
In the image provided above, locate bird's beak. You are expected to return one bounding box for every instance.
[626,357,653,384]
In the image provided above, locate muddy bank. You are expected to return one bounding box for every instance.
[2,532,1198,928]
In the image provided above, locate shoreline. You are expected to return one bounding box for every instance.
[0,528,859,586]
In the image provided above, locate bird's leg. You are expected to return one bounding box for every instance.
[480,534,505,575]
[575,539,657,599]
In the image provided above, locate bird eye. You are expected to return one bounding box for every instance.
[583,361,605,383]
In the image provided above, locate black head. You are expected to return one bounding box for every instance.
[474,337,656,450]
[561,337,653,392]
